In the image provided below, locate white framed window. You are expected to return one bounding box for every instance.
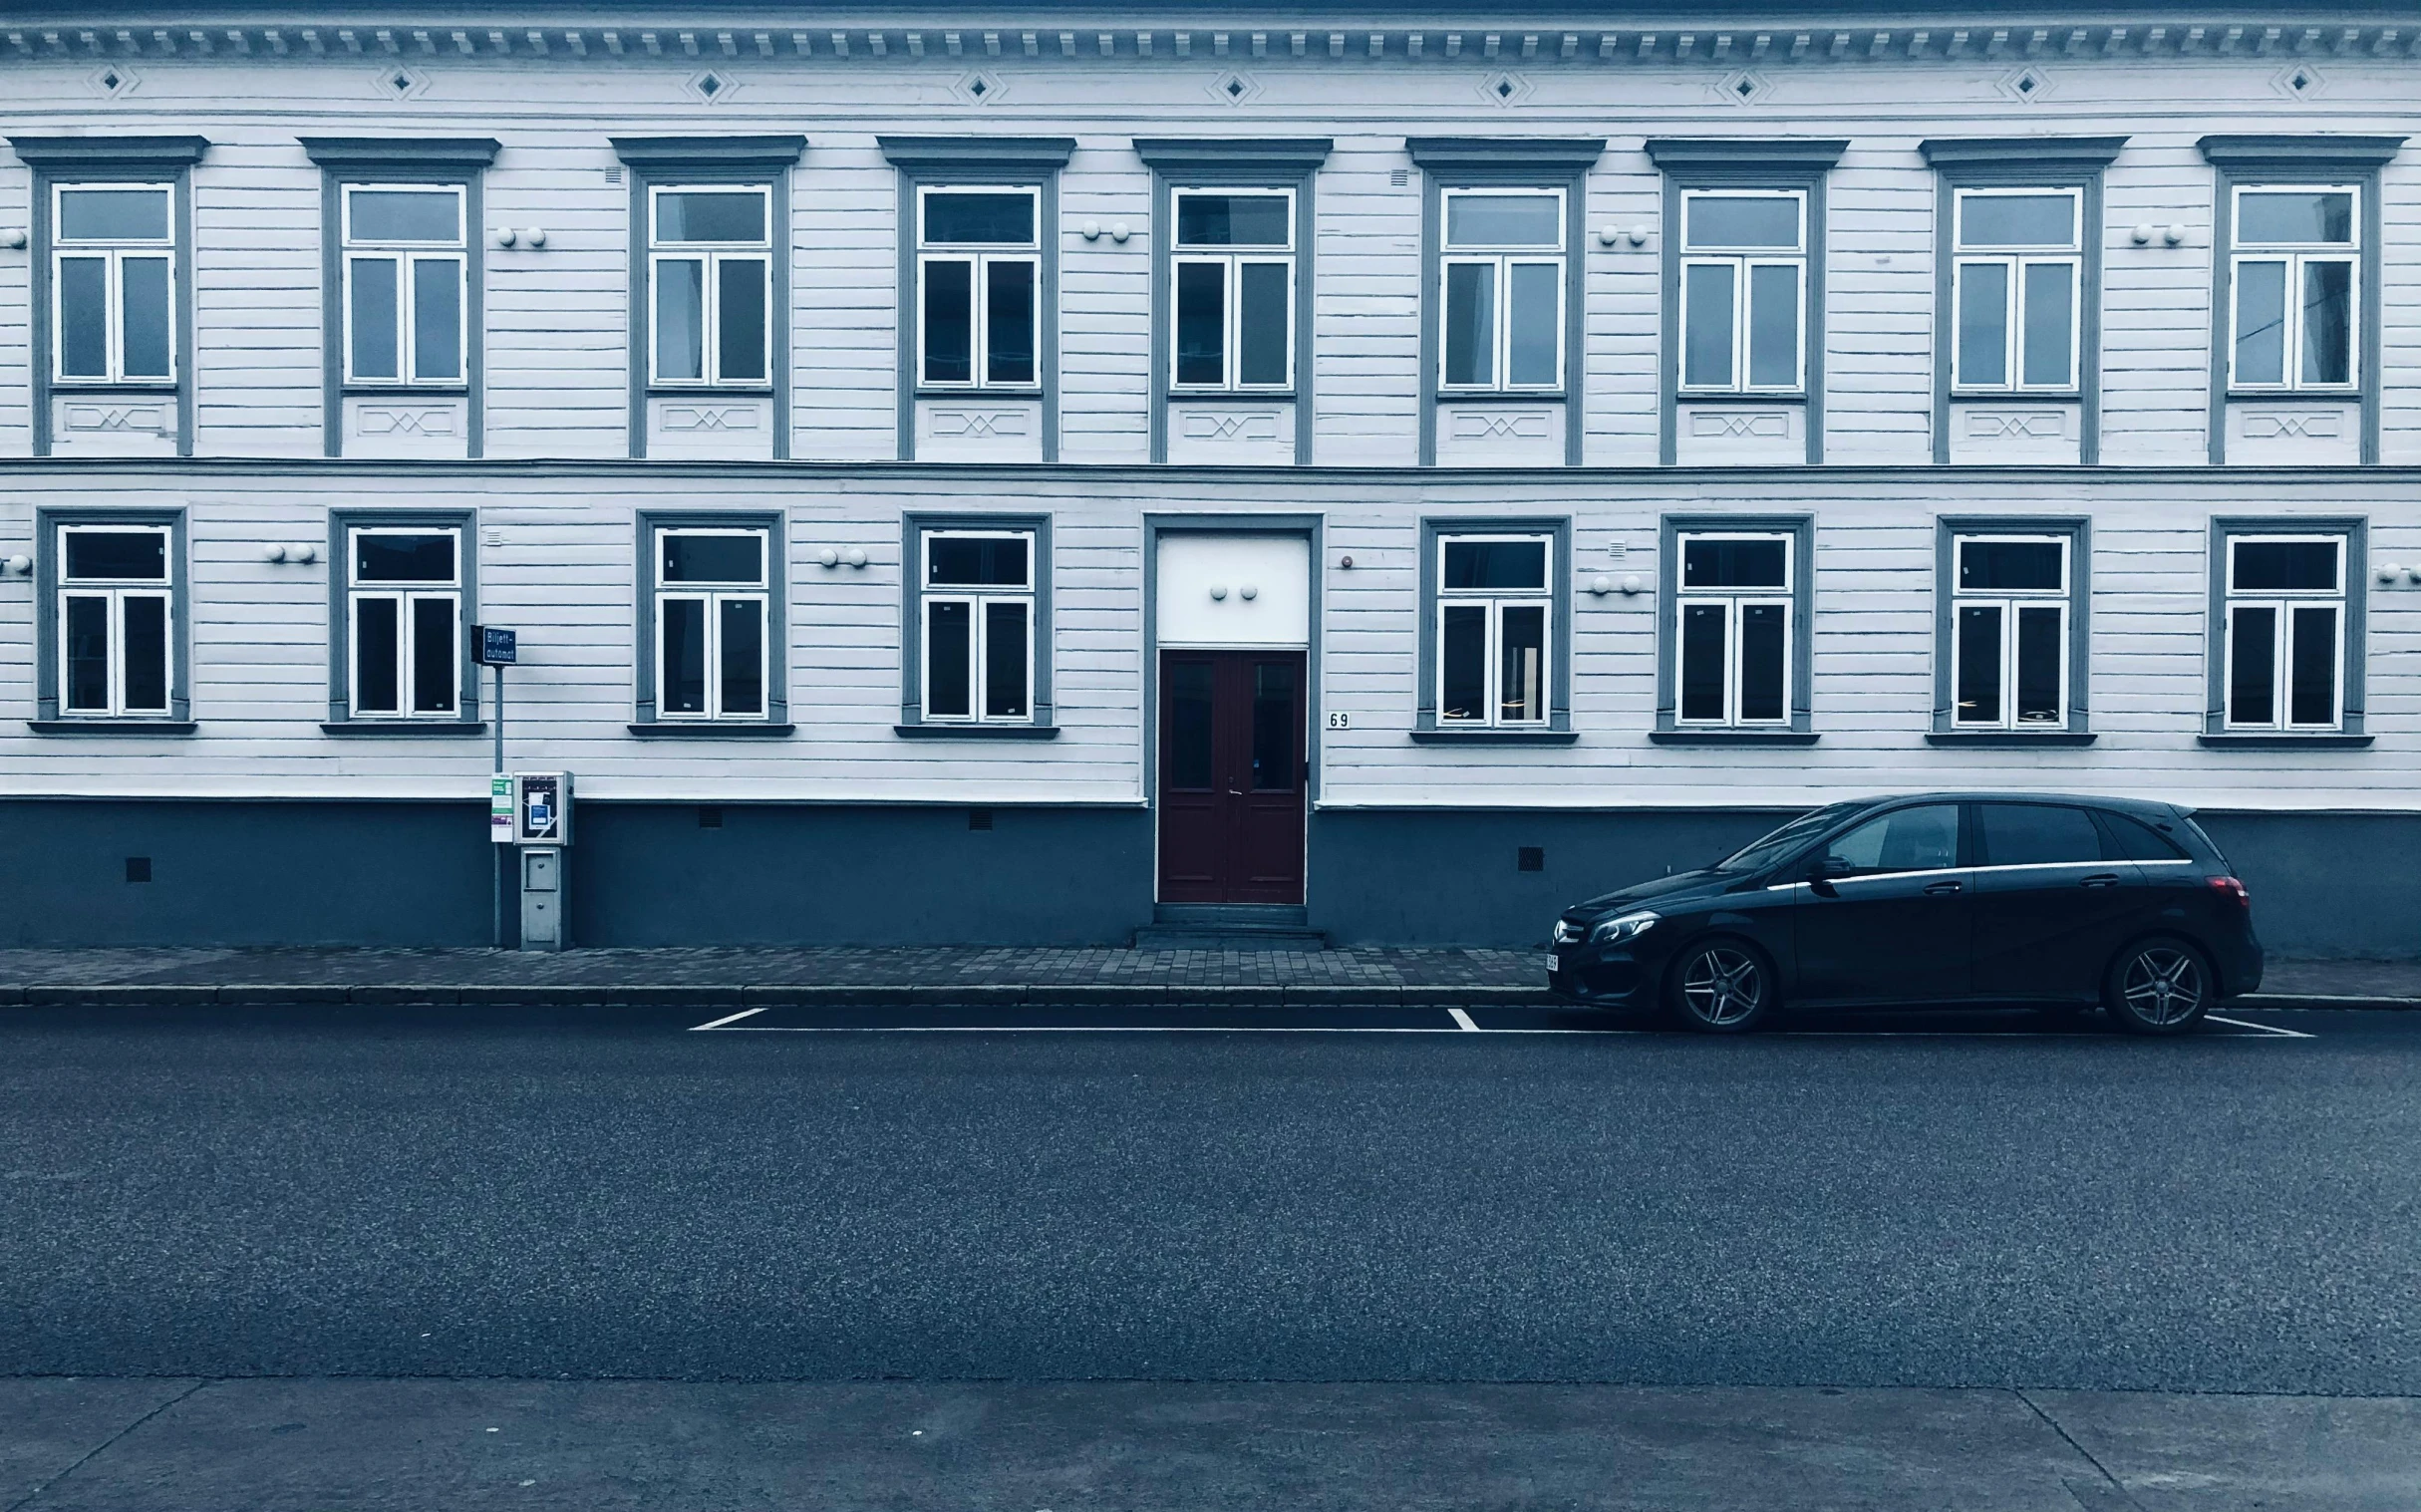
[1951,535,2070,729]
[1678,190,1807,394]
[1953,188,2081,392]
[1435,535,1552,726]
[653,527,770,721]
[1674,532,1793,726]
[2229,185,2358,392]
[917,185,1041,390]
[2223,534,2345,731]
[51,182,175,385]
[347,527,462,719]
[920,529,1035,721]
[1171,188,1295,391]
[1438,188,1564,391]
[57,523,173,717]
[340,183,466,386]
[648,184,771,387]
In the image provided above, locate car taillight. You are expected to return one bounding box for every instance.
[2207,875,2250,908]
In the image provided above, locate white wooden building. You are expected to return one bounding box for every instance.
[0,2,2414,953]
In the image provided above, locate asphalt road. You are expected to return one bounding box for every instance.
[3,1004,2417,1393]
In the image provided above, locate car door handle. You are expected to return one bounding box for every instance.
[2080,873,2121,889]
[1923,880,1964,896]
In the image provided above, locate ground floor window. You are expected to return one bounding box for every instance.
[51,519,177,719]
[2220,531,2349,732]
[902,516,1052,730]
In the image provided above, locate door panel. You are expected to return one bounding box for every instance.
[1157,651,1306,904]
[1792,802,1972,1005]
[1968,802,2147,1001]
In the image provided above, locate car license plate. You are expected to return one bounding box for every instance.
[1540,953,1566,975]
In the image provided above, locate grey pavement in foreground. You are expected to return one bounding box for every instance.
[7,1378,2419,1512]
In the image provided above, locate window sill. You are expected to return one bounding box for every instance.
[645,384,774,398]
[894,723,1060,740]
[628,722,796,738]
[2225,389,2361,403]
[913,387,1046,401]
[27,720,196,736]
[1926,730,2097,748]
[2198,732,2373,750]
[1649,728,1819,746]
[50,382,178,395]
[341,384,469,396]
[1433,390,1568,404]
[1950,391,2082,403]
[322,720,487,737]
[1675,391,1807,403]
[1167,390,1297,402]
[1410,727,1579,745]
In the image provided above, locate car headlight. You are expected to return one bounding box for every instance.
[1588,910,1661,945]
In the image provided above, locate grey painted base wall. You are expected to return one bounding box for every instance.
[2,799,2411,958]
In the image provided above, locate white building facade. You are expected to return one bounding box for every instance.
[0,2,2415,952]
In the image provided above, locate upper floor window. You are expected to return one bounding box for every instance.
[918,186,1040,390]
[648,185,770,388]
[1674,532,1793,727]
[1951,535,2070,730]
[921,528,1035,722]
[1172,189,1294,391]
[347,526,462,719]
[1440,189,1564,391]
[1954,189,2080,392]
[2222,534,2345,731]
[655,526,770,721]
[1436,534,1552,727]
[57,523,173,718]
[341,184,465,386]
[1679,191,1806,394]
[2229,186,2357,391]
[52,183,174,386]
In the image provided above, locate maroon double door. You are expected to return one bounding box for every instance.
[1156,650,1307,905]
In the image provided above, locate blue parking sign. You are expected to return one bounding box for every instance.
[477,625,518,666]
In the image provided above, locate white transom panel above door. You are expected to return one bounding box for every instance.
[1155,533,1310,649]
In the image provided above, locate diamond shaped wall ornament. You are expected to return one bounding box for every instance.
[1206,70,1262,106]
[955,70,1006,105]
[1996,65,2054,103]
[1713,69,1772,107]
[372,64,431,101]
[1477,71,1532,107]
[2271,63,2325,99]
[685,69,740,104]
[87,63,141,98]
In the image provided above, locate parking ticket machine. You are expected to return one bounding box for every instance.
[513,771,572,951]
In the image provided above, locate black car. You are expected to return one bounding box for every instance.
[1547,794,2262,1035]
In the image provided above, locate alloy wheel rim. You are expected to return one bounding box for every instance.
[2122,948,2206,1026]
[1682,948,1762,1026]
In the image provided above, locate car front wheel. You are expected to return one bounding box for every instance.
[2104,937,2214,1035]
[1668,939,1777,1034]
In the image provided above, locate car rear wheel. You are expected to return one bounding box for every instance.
[2104,937,2214,1035]
[1668,940,1777,1034]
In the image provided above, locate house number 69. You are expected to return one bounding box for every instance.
[1327,712,1351,730]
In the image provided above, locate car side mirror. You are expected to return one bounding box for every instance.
[1808,854,1847,896]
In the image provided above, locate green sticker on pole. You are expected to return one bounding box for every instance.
[490,774,515,844]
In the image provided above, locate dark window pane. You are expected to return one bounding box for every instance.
[2021,262,2074,387]
[720,598,764,716]
[984,600,1029,718]
[57,187,169,241]
[1958,193,2075,248]
[654,189,764,244]
[1175,193,1290,247]
[655,258,705,382]
[1686,195,1799,249]
[662,532,762,585]
[1959,539,2063,591]
[1499,605,1546,723]
[1746,263,1799,388]
[2231,539,2337,592]
[354,595,400,714]
[2233,260,2286,386]
[57,257,110,379]
[411,257,461,381]
[356,532,454,583]
[1237,261,1290,386]
[2237,190,2354,246]
[1682,262,1734,387]
[921,260,974,384]
[1979,804,2102,866]
[1167,661,1214,789]
[927,535,1027,587]
[985,259,1036,386]
[1443,262,1494,386]
[2301,261,2352,386]
[2228,605,2276,726]
[2288,605,2337,727]
[64,595,111,711]
[662,598,708,715]
[718,258,767,382]
[923,191,1033,245]
[121,595,168,713]
[1442,538,1546,590]
[2101,813,2190,862]
[119,256,172,380]
[1826,804,1960,876]
[1445,193,1561,247]
[1955,604,2003,725]
[1507,262,1560,387]
[925,600,972,718]
[1174,261,1225,386]
[1678,603,1727,722]
[1439,604,1486,722]
[348,188,459,243]
[1738,603,1787,722]
[1681,537,1787,589]
[349,256,400,380]
[66,530,165,581]
[1957,261,2008,387]
[2014,605,2064,725]
[1251,661,1296,789]
[410,596,454,714]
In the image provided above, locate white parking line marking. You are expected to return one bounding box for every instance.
[1447,1008,1481,1033]
[2205,1014,2316,1040]
[688,1006,769,1032]
[707,1025,1624,1036]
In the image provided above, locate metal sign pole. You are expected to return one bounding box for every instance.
[491,661,505,949]
[476,625,519,951]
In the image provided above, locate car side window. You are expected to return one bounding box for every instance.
[2097,811,2191,862]
[1820,804,1961,878]
[1976,803,2103,867]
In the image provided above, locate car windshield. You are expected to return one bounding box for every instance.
[1709,802,1865,874]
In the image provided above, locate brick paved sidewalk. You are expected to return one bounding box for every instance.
[0,945,2410,1008]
